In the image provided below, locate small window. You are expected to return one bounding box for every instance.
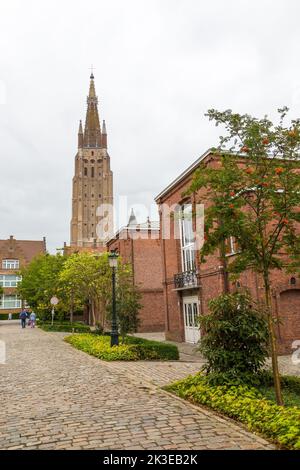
[2,259,19,270]
[91,167,94,178]
[84,167,87,176]
[91,151,94,156]
[290,277,297,285]
[99,194,102,198]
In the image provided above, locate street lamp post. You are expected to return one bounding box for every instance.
[108,251,119,346]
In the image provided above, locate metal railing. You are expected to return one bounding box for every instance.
[174,270,198,289]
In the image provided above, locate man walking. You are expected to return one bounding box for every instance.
[19,309,28,329]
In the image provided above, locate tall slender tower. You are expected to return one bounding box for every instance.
[70,74,113,248]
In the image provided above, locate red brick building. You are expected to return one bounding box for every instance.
[107,213,165,332]
[155,149,300,353]
[0,236,46,316]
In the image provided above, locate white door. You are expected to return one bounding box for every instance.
[183,296,200,344]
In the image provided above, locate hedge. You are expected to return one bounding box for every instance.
[0,313,21,320]
[125,335,179,361]
[165,373,300,450]
[39,322,91,333]
[65,334,179,361]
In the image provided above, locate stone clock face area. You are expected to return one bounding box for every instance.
[70,75,113,248]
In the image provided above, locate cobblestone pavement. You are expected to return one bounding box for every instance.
[0,323,275,450]
[134,332,300,375]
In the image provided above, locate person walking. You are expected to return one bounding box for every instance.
[19,309,28,329]
[29,311,36,328]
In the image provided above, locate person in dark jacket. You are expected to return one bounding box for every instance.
[19,309,28,329]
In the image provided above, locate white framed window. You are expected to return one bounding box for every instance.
[2,259,20,270]
[179,204,195,272]
[225,236,239,256]
[0,274,22,287]
[0,295,22,309]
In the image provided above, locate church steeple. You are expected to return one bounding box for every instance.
[71,72,113,249]
[83,73,101,147]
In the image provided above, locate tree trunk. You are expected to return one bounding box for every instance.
[91,299,96,326]
[220,239,230,294]
[70,291,74,324]
[263,270,283,406]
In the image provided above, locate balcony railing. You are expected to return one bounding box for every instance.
[174,270,199,289]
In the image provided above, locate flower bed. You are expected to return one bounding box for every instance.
[65,333,179,361]
[165,372,300,450]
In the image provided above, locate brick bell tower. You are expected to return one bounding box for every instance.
[70,73,113,248]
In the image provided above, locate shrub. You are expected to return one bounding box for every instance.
[39,322,91,333]
[126,335,179,361]
[199,292,269,385]
[166,373,300,450]
[65,334,179,361]
[0,313,21,320]
[65,334,139,360]
[259,370,300,395]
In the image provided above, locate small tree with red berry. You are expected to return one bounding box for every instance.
[190,107,300,405]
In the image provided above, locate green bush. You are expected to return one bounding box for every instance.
[65,334,140,360]
[0,313,21,320]
[165,373,300,450]
[199,292,269,385]
[259,370,300,395]
[65,334,179,361]
[125,335,179,360]
[39,322,91,333]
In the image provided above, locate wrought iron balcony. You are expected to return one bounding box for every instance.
[174,270,199,289]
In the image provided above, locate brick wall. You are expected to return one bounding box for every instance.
[157,151,300,354]
[107,230,165,332]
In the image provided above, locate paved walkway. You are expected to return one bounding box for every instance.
[134,332,300,375]
[0,323,274,450]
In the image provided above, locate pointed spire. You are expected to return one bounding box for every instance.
[83,73,101,147]
[128,209,137,227]
[101,119,107,148]
[78,120,83,148]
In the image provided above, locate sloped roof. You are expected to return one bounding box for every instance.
[0,237,46,262]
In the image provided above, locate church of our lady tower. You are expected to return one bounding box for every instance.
[70,73,113,248]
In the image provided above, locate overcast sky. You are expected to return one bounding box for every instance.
[1,0,300,252]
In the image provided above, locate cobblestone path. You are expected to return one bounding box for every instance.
[0,323,275,450]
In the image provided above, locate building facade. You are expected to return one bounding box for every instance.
[0,236,46,316]
[107,213,165,332]
[155,149,300,354]
[70,73,113,249]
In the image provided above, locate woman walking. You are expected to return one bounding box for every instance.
[29,311,36,328]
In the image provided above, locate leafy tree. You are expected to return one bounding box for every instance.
[190,107,300,405]
[199,292,269,386]
[111,264,142,342]
[59,252,141,335]
[18,253,67,319]
[59,252,111,326]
